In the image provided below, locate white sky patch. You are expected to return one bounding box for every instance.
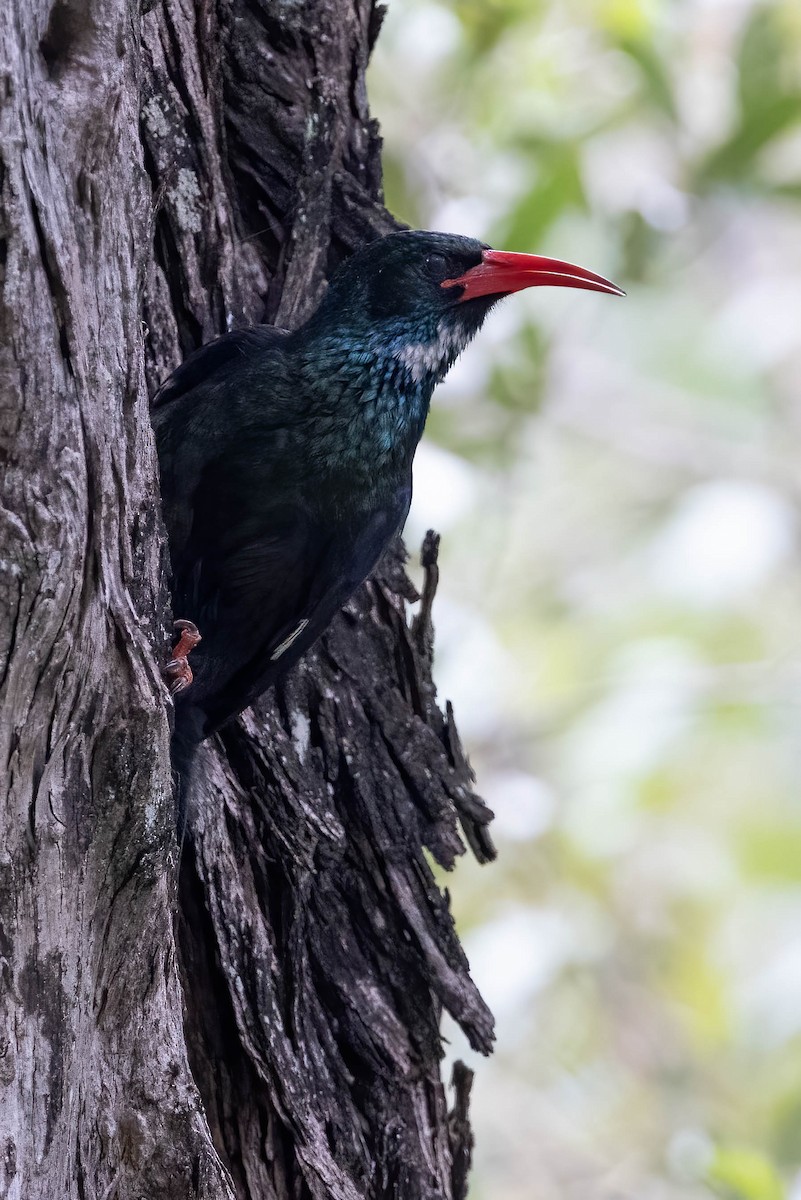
[560,641,703,857]
[485,770,557,842]
[390,3,461,67]
[408,441,476,536]
[583,125,689,230]
[648,480,796,606]
[712,277,801,369]
[431,196,494,240]
[735,923,801,1050]
[667,1128,715,1185]
[427,597,518,740]
[566,640,701,778]
[464,907,577,1020]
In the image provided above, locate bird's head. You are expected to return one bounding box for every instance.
[307,230,623,387]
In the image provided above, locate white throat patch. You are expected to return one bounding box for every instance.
[393,321,471,384]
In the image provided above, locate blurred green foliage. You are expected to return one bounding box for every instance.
[708,1145,785,1200]
[370,1,801,1197]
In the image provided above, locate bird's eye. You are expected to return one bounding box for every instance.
[425,253,448,282]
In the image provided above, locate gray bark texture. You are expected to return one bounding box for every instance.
[0,2,496,1198]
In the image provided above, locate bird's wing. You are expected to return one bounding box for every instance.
[185,486,411,735]
[152,325,301,581]
[151,326,288,409]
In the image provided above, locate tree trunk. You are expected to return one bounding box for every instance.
[0,3,495,1198]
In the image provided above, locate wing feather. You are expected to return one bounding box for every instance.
[152,326,288,408]
[192,486,411,735]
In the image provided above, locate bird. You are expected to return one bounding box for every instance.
[152,229,623,783]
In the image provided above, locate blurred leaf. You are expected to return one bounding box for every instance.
[771,180,801,199]
[456,0,546,56]
[424,404,526,467]
[664,936,729,1047]
[380,151,423,227]
[707,1145,785,1200]
[736,822,801,883]
[696,6,801,186]
[497,143,586,247]
[738,6,788,114]
[599,0,650,40]
[618,36,676,118]
[696,95,801,185]
[492,323,549,412]
[708,701,766,736]
[619,208,663,281]
[637,770,675,811]
[771,1085,801,1167]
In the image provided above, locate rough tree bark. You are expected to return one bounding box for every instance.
[0,2,496,1198]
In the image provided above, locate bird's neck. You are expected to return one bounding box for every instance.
[293,325,460,478]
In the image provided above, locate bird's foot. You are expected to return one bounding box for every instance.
[164,619,201,696]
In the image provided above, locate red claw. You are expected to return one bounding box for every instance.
[163,619,201,696]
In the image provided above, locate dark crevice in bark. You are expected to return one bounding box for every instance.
[157,210,205,352]
[26,188,74,377]
[39,0,95,80]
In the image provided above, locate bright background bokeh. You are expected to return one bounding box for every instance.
[369,2,801,1197]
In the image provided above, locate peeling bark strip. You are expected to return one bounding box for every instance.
[0,1,495,1198]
